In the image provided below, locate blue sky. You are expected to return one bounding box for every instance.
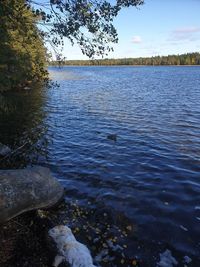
[60,0,200,59]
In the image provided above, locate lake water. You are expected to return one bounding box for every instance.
[1,66,200,266]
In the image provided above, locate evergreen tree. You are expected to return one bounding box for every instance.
[51,52,200,66]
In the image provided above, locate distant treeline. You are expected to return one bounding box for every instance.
[51,52,200,66]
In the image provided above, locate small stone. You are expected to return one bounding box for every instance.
[0,142,11,156]
[183,256,192,264]
[24,86,31,90]
[180,225,188,232]
[157,249,178,267]
[126,225,132,231]
[132,260,137,265]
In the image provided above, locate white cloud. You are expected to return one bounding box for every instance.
[174,27,200,34]
[132,36,142,44]
[170,26,200,42]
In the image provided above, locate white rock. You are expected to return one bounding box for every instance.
[180,225,188,231]
[183,256,192,264]
[157,249,178,267]
[0,142,11,156]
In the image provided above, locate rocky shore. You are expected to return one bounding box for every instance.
[0,164,136,267]
[0,200,137,267]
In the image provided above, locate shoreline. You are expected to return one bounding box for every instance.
[0,200,137,267]
[49,64,200,67]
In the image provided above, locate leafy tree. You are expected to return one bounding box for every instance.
[27,0,144,58]
[0,0,48,91]
[0,0,144,90]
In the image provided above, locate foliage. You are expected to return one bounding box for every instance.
[50,52,200,66]
[0,0,48,91]
[0,0,144,91]
[28,0,144,58]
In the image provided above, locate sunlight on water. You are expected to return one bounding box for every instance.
[49,67,84,80]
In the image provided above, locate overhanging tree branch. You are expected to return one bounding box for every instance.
[26,0,144,58]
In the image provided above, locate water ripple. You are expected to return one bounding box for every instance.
[1,66,200,263]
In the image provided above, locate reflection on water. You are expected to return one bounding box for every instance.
[49,67,84,80]
[1,66,200,265]
[0,86,48,168]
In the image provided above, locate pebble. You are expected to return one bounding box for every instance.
[183,255,192,264]
[180,225,188,231]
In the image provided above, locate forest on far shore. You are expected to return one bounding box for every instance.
[51,52,200,66]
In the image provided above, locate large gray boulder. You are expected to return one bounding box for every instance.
[0,166,64,224]
[0,143,11,157]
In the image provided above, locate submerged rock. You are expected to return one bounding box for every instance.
[183,256,192,264]
[0,143,11,157]
[0,166,64,224]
